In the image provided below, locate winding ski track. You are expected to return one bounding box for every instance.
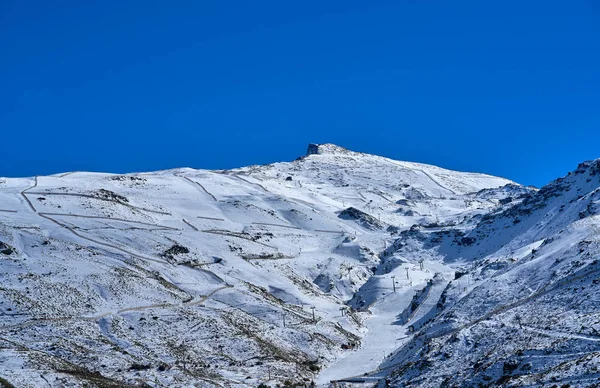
[20,178,171,265]
[38,212,179,230]
[25,191,171,215]
[20,176,38,212]
[0,285,232,331]
[12,178,236,332]
[38,213,171,265]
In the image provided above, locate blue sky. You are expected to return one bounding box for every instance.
[1,1,599,187]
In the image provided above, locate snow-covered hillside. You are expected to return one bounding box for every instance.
[369,159,600,387]
[2,143,572,387]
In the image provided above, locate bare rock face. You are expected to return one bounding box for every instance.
[0,241,15,255]
[306,143,351,156]
[338,207,385,230]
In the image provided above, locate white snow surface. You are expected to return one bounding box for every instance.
[4,143,596,387]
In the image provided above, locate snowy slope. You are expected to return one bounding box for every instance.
[374,159,600,387]
[0,144,524,387]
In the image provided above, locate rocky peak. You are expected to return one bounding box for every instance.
[574,158,600,176]
[306,143,351,156]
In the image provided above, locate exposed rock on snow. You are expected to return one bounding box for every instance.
[338,207,385,230]
[306,143,352,156]
[0,241,15,255]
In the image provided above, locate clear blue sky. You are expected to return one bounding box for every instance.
[2,1,599,187]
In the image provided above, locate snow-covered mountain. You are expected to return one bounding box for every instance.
[2,143,595,387]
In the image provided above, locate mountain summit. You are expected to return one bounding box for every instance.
[306,143,352,156]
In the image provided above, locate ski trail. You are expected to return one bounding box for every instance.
[176,174,218,201]
[39,212,179,230]
[20,176,38,212]
[317,278,447,385]
[418,169,457,195]
[58,171,78,178]
[197,215,226,221]
[19,177,171,266]
[38,213,170,265]
[0,285,233,331]
[228,174,270,193]
[335,263,600,383]
[25,191,171,215]
[182,218,199,231]
[504,322,600,343]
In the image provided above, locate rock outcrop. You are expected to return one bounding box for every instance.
[306,143,351,156]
